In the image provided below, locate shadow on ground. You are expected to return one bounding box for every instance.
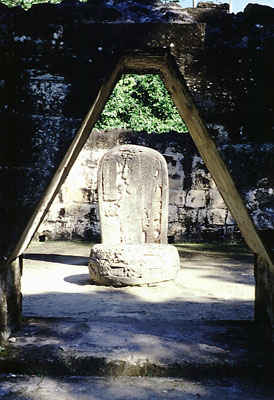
[5,289,274,381]
[1,241,273,397]
[1,374,274,400]
[15,242,272,376]
[23,253,89,266]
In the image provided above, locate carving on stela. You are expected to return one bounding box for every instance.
[89,145,180,286]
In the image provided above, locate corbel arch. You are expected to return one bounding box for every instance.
[10,50,273,276]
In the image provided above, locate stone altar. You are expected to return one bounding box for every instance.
[88,145,180,286]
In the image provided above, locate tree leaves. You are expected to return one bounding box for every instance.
[1,0,61,9]
[95,74,188,133]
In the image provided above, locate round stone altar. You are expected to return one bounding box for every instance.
[88,243,180,286]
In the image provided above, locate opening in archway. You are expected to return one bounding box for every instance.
[21,57,257,324]
[33,72,244,247]
[16,51,273,372]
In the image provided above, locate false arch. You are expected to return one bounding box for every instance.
[11,51,273,274]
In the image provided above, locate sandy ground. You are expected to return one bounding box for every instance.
[22,241,255,321]
[2,242,274,400]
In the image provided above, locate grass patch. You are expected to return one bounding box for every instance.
[174,242,252,257]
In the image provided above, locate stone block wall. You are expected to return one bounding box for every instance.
[36,130,274,243]
[0,1,273,335]
[0,1,273,259]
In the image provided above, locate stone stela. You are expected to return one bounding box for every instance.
[88,145,180,286]
[0,0,273,341]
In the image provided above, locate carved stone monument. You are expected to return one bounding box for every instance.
[88,145,180,286]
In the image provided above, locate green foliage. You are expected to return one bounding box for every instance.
[1,0,187,134]
[1,0,181,10]
[0,0,61,9]
[95,74,188,133]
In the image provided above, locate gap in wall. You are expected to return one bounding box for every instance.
[21,71,254,322]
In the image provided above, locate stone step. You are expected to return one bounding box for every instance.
[1,374,273,400]
[1,318,272,378]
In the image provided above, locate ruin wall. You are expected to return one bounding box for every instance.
[0,0,274,335]
[36,130,274,243]
[0,1,273,257]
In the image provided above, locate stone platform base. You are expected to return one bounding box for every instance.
[88,243,180,286]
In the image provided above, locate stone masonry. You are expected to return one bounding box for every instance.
[0,1,273,335]
[37,130,274,243]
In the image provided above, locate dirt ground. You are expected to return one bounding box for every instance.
[2,241,274,399]
[22,241,255,321]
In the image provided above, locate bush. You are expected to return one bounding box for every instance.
[95,74,188,133]
[1,0,60,8]
[1,0,182,10]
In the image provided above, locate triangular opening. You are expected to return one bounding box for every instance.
[19,55,266,324]
[16,53,271,265]
[94,73,188,134]
[34,72,242,247]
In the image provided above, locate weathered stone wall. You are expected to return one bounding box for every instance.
[36,130,274,243]
[0,1,273,334]
[1,1,274,259]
